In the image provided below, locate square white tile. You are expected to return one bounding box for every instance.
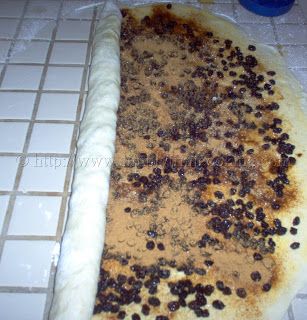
[235,4,272,23]
[8,196,61,236]
[19,156,68,192]
[276,25,307,45]
[28,123,74,154]
[1,65,43,89]
[0,18,19,38]
[0,195,10,231]
[44,66,84,90]
[203,4,234,19]
[0,156,19,191]
[282,46,307,68]
[50,42,88,64]
[25,0,61,19]
[37,93,79,120]
[240,23,276,44]
[0,92,36,119]
[0,1,26,18]
[62,0,94,19]
[18,19,55,40]
[0,293,46,320]
[274,5,306,24]
[0,40,11,62]
[10,41,49,63]
[56,20,91,40]
[292,298,307,320]
[0,240,55,287]
[0,122,28,152]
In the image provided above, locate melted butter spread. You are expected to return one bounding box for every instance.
[93,5,300,318]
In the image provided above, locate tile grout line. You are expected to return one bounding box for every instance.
[2,38,89,43]
[0,17,99,22]
[5,61,89,66]
[5,63,88,67]
[0,287,48,294]
[0,152,72,157]
[0,191,70,197]
[42,7,98,320]
[231,0,238,21]
[0,0,65,301]
[270,17,284,56]
[0,89,87,93]
[0,119,80,124]
[0,235,56,242]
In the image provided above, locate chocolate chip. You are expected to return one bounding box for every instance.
[236,288,247,298]
[131,314,141,320]
[248,45,256,51]
[146,241,155,250]
[212,300,225,310]
[290,227,297,235]
[214,191,224,199]
[147,230,157,238]
[148,297,160,307]
[216,281,224,291]
[290,242,300,249]
[168,301,180,312]
[204,284,215,296]
[110,304,120,313]
[223,287,232,295]
[155,316,169,320]
[142,304,150,316]
[166,3,172,9]
[124,207,131,213]
[293,216,300,226]
[159,269,170,279]
[157,243,165,251]
[195,309,210,317]
[271,202,280,210]
[250,271,261,282]
[262,283,271,292]
[117,310,126,319]
[204,260,214,267]
[253,252,263,261]
[180,145,187,153]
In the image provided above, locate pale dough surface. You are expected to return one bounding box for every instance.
[51,2,307,320]
[49,2,122,319]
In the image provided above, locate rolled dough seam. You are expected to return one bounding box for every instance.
[49,2,122,319]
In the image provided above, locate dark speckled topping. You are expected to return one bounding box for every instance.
[93,4,302,319]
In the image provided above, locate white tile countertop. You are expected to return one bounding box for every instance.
[0,1,306,319]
